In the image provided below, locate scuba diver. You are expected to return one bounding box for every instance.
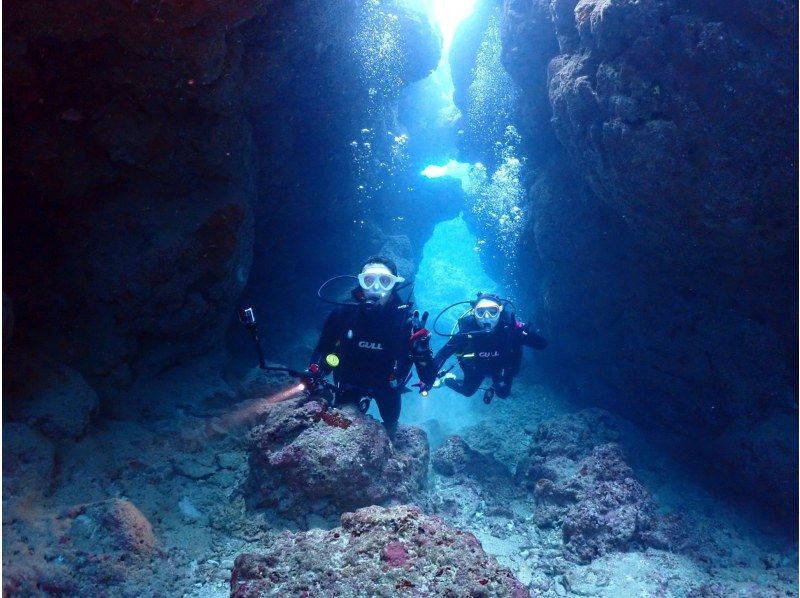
[306,256,438,431]
[432,292,547,403]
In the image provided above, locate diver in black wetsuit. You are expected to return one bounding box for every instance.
[433,293,547,402]
[308,257,437,429]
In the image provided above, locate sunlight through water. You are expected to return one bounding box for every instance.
[431,0,478,52]
[421,159,474,189]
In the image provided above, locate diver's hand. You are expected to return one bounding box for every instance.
[411,310,429,332]
[521,322,548,349]
[409,327,431,354]
[301,364,322,391]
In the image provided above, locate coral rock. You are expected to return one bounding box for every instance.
[432,434,511,481]
[521,411,680,562]
[516,408,620,489]
[3,498,157,595]
[381,540,410,567]
[62,498,156,558]
[559,443,658,563]
[246,398,429,514]
[230,505,529,597]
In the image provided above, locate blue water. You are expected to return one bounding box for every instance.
[4,0,796,596]
[366,213,505,443]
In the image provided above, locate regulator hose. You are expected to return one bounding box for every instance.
[316,274,360,307]
[432,300,475,337]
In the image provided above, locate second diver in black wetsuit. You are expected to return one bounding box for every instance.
[307,256,437,431]
[433,293,547,402]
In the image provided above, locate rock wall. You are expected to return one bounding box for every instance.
[4,0,267,407]
[4,0,441,414]
[494,0,797,520]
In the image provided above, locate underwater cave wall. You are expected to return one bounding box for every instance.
[3,0,270,413]
[3,0,443,413]
[487,0,798,521]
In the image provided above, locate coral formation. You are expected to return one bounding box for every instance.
[230,505,530,597]
[432,434,511,481]
[3,499,158,596]
[247,398,429,514]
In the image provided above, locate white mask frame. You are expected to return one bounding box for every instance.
[358,263,405,300]
[473,298,503,329]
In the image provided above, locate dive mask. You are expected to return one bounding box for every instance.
[474,298,502,329]
[358,264,404,301]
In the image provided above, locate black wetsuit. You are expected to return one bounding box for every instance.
[433,313,547,398]
[310,292,434,424]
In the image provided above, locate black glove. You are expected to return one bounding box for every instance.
[409,310,432,356]
[521,321,548,349]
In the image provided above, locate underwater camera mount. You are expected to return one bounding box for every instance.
[236,308,375,404]
[238,306,266,370]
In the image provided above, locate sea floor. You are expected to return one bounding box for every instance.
[3,367,797,597]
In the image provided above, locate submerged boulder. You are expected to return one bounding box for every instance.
[432,434,511,482]
[520,410,681,562]
[61,498,156,558]
[246,398,429,515]
[3,498,157,595]
[4,348,99,440]
[230,504,529,597]
[557,443,659,563]
[516,408,620,489]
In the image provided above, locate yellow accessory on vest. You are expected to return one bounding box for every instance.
[325,353,340,368]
